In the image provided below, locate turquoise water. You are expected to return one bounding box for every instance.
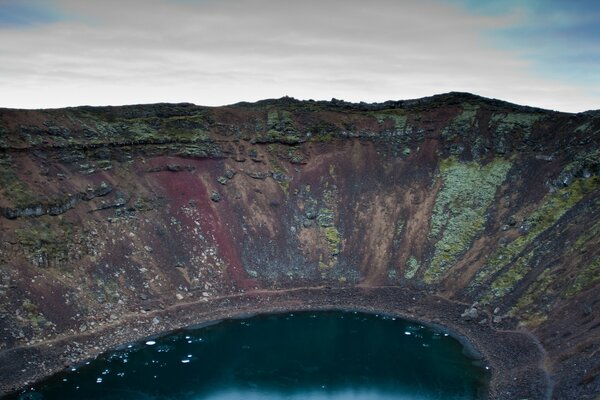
[11,311,489,400]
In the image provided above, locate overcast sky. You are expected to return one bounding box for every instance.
[0,0,599,112]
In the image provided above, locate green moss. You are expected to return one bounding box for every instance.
[564,256,600,297]
[424,157,512,283]
[574,121,592,133]
[489,112,543,140]
[287,148,305,164]
[317,208,335,227]
[474,176,600,301]
[260,109,300,143]
[22,299,51,330]
[511,267,555,318]
[310,132,333,143]
[573,219,600,252]
[0,123,7,147]
[441,105,478,140]
[395,219,405,236]
[324,226,341,255]
[15,220,73,268]
[404,256,420,279]
[373,112,408,131]
[319,261,332,270]
[0,157,39,207]
[322,189,336,204]
[176,142,223,158]
[561,149,600,181]
[267,110,279,130]
[480,251,534,304]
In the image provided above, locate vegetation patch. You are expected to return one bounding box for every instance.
[440,104,479,145]
[424,157,512,283]
[474,176,600,302]
[324,226,341,256]
[404,256,420,279]
[563,256,600,297]
[0,156,40,207]
[480,251,535,304]
[489,112,543,139]
[21,299,52,331]
[15,220,74,269]
[317,208,335,227]
[258,110,302,143]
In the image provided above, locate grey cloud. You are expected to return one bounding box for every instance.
[0,0,597,111]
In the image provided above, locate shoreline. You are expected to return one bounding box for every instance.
[0,286,551,399]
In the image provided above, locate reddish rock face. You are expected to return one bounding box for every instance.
[0,92,599,398]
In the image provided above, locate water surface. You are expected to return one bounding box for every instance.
[13,311,489,400]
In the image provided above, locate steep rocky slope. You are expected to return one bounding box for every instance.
[0,92,599,398]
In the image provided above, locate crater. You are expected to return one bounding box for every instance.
[5,311,489,400]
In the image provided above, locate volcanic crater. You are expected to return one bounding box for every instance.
[0,92,599,399]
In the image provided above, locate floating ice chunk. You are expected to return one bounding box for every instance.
[96,378,102,383]
[145,340,156,346]
[181,359,190,364]
[404,331,411,336]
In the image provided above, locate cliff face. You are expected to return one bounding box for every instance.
[0,93,599,398]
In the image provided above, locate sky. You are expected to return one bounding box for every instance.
[0,0,599,112]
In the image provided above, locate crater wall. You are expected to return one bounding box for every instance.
[1,93,599,398]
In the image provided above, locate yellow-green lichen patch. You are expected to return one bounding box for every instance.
[573,219,600,252]
[324,226,342,256]
[563,256,600,297]
[510,267,555,320]
[424,157,512,284]
[404,256,420,279]
[480,251,534,304]
[473,176,600,299]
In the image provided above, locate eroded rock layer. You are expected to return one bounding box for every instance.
[0,92,599,398]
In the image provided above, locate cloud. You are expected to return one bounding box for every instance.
[0,0,598,111]
[448,0,600,99]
